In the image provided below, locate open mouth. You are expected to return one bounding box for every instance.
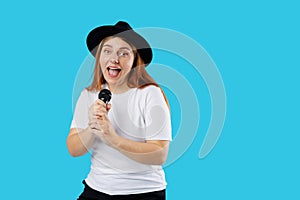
[107,67,121,78]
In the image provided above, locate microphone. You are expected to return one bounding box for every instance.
[98,89,112,104]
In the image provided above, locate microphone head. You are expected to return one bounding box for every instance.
[98,89,112,104]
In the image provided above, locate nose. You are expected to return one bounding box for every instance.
[110,53,119,64]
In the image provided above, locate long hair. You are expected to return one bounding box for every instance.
[86,36,169,107]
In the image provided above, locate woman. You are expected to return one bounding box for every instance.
[67,21,172,200]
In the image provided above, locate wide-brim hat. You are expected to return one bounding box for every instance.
[86,21,152,66]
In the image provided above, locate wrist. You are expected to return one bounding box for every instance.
[85,127,95,138]
[111,133,122,150]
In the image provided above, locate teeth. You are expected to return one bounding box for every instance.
[108,66,121,70]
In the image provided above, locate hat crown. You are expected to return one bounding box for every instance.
[115,21,133,31]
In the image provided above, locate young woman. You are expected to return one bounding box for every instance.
[67,21,172,200]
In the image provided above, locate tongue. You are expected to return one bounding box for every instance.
[108,69,120,77]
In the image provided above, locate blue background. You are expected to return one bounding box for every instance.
[1,0,299,199]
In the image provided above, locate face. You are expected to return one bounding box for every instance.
[99,37,135,91]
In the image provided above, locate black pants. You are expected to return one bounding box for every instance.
[77,181,166,200]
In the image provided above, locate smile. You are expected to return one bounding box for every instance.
[107,67,121,78]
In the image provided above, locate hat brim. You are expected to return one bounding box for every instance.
[86,25,152,66]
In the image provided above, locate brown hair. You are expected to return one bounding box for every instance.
[86,36,169,107]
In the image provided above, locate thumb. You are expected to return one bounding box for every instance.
[106,104,111,111]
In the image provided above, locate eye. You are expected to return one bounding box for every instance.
[103,48,111,55]
[118,50,130,57]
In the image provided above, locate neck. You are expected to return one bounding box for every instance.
[107,83,130,94]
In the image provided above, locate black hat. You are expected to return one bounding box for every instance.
[86,21,152,66]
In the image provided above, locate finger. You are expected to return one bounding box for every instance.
[89,120,101,129]
[106,104,111,111]
[98,105,108,113]
[101,114,108,121]
[94,113,106,120]
[88,121,97,129]
[90,101,105,112]
[91,104,106,113]
[91,105,102,113]
[95,99,107,107]
[95,108,109,118]
[91,113,101,120]
[93,129,104,137]
[89,118,98,124]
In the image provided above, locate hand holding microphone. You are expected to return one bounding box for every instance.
[88,89,112,122]
[89,89,118,147]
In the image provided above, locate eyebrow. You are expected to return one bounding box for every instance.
[103,44,132,51]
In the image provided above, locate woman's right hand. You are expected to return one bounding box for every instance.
[67,100,105,157]
[88,100,111,130]
[88,99,102,122]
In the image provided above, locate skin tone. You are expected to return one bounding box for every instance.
[67,37,169,165]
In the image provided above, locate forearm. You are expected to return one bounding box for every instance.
[113,136,169,165]
[67,128,95,157]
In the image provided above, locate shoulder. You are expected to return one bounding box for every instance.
[134,85,164,101]
[76,88,98,104]
[81,88,98,96]
[137,85,167,105]
[138,85,162,96]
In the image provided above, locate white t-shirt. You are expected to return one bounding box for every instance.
[70,85,172,195]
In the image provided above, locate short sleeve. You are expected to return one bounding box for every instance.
[70,89,89,129]
[144,86,172,141]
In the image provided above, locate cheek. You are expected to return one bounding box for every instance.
[122,59,134,71]
[100,56,108,65]
[99,56,109,70]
